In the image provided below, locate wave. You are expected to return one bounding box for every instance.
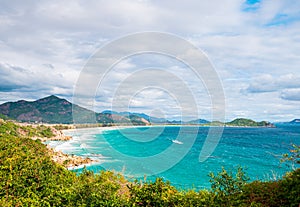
[80,143,88,149]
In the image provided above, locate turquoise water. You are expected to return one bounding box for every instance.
[52,124,300,190]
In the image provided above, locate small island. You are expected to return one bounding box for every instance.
[201,118,275,128]
[290,119,300,124]
[225,118,275,127]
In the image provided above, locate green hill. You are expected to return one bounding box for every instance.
[226,118,274,127]
[0,95,92,124]
[0,95,150,125]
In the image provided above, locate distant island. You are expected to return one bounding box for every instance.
[0,95,277,127]
[290,119,300,124]
[226,118,275,127]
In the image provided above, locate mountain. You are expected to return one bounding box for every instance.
[290,119,300,124]
[186,119,210,125]
[0,96,275,127]
[102,110,168,124]
[0,95,93,124]
[0,95,151,125]
[99,111,150,125]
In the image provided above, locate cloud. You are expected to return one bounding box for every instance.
[0,0,300,121]
[0,62,75,97]
[244,74,276,93]
[281,89,300,101]
[244,73,300,94]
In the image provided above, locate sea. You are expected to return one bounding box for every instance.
[48,124,300,190]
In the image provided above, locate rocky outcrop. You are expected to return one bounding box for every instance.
[47,145,93,168]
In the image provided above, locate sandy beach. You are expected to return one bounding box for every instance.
[47,125,144,169]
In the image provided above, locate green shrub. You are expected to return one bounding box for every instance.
[70,170,128,206]
[0,120,299,206]
[241,169,300,206]
[37,125,54,138]
[128,178,180,206]
[281,144,300,170]
[0,136,76,206]
[209,166,250,206]
[179,190,213,206]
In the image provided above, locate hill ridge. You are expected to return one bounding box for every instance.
[0,95,150,125]
[0,95,276,126]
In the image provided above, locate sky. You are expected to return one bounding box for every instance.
[0,0,300,122]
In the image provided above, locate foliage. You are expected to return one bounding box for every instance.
[241,169,300,206]
[0,134,76,206]
[226,118,272,127]
[209,166,250,196]
[128,178,180,206]
[281,144,300,170]
[36,125,55,138]
[0,113,9,120]
[0,120,54,138]
[209,166,250,206]
[53,124,73,130]
[0,120,299,206]
[70,170,128,206]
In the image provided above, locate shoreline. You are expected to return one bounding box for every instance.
[44,124,276,169]
[46,144,94,168]
[46,125,139,169]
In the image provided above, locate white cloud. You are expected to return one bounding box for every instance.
[281,88,300,101]
[0,0,300,121]
[245,73,300,94]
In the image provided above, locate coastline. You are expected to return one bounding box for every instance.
[46,144,94,168]
[45,124,276,169]
[47,125,141,169]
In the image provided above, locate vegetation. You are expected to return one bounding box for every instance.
[0,95,150,125]
[208,166,250,206]
[0,120,299,206]
[226,118,274,127]
[281,144,300,170]
[207,121,225,126]
[201,118,274,127]
[0,120,55,139]
[53,124,74,130]
[0,113,9,120]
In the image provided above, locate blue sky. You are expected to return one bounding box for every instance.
[0,0,299,122]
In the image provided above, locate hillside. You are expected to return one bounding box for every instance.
[226,118,275,127]
[0,96,150,125]
[0,96,275,127]
[0,95,94,124]
[187,118,210,125]
[102,110,168,124]
[0,120,299,206]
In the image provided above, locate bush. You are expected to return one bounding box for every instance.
[0,121,299,206]
[281,144,300,170]
[209,166,250,206]
[0,135,76,206]
[241,169,300,206]
[128,178,180,206]
[70,170,128,206]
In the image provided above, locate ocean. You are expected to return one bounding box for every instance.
[49,124,300,190]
